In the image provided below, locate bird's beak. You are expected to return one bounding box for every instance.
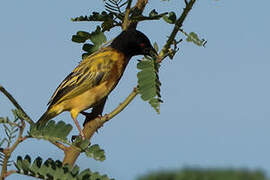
[145,46,158,58]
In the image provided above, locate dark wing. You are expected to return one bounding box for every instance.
[48,48,114,107]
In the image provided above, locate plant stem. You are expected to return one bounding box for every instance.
[0,120,25,180]
[159,0,196,59]
[122,0,132,30]
[0,85,33,124]
[50,141,68,152]
[0,118,20,127]
[63,88,138,165]
[129,0,148,29]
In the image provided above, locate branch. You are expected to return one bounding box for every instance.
[98,87,138,124]
[0,118,20,128]
[1,119,25,180]
[159,0,196,59]
[50,141,68,152]
[0,85,33,124]
[128,0,148,29]
[63,87,138,165]
[122,0,132,30]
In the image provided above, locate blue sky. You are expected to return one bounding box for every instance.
[1,0,270,180]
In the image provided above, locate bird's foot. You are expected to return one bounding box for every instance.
[103,113,109,121]
[80,132,86,140]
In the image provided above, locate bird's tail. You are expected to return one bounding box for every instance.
[36,110,57,125]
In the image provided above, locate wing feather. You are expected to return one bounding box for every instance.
[48,48,114,107]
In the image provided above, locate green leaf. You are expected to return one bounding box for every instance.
[72,31,91,43]
[85,144,106,162]
[82,52,91,59]
[186,32,207,47]
[77,168,92,180]
[149,9,158,17]
[29,120,72,145]
[71,11,119,32]
[77,31,91,38]
[89,26,107,47]
[31,157,43,174]
[162,11,176,24]
[82,43,94,52]
[71,165,80,177]
[80,139,90,150]
[14,156,113,180]
[131,11,168,22]
[15,156,23,173]
[137,57,162,114]
[72,26,107,59]
[104,0,127,14]
[72,35,88,43]
[137,60,153,70]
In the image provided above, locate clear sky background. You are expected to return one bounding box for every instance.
[1,0,270,180]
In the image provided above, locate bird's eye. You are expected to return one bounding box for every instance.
[139,43,145,48]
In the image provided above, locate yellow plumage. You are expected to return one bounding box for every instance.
[37,29,157,139]
[37,47,127,138]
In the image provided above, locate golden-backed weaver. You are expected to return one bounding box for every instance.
[36,29,157,139]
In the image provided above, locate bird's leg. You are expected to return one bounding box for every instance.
[82,96,107,126]
[70,110,85,140]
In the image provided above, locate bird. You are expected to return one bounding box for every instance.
[36,29,157,139]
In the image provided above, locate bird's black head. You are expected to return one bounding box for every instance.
[111,29,157,58]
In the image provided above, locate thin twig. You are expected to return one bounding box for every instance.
[159,0,196,59]
[97,87,138,124]
[0,85,33,124]
[0,120,25,180]
[0,118,20,128]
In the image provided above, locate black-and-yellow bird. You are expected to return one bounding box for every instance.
[36,29,157,139]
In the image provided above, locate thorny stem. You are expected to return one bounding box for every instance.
[0,120,25,180]
[0,85,33,124]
